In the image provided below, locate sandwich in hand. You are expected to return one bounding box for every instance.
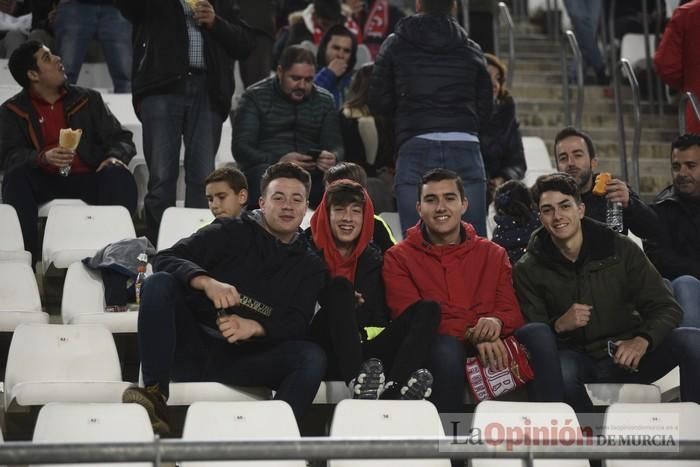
[592,172,611,196]
[59,128,82,151]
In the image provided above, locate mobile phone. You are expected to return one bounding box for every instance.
[307,148,322,160]
[607,340,617,358]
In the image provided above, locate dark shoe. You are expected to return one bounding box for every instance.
[400,368,434,400]
[123,384,170,435]
[351,358,385,400]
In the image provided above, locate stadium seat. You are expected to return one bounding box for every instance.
[522,136,555,187]
[470,400,590,467]
[181,400,305,467]
[0,204,31,265]
[0,263,49,332]
[41,205,136,273]
[4,323,133,411]
[32,402,153,467]
[37,198,88,218]
[355,44,372,70]
[603,402,700,467]
[329,399,450,467]
[378,212,403,242]
[300,207,315,231]
[620,34,656,71]
[61,262,137,333]
[157,207,214,251]
[585,383,661,405]
[312,381,352,404]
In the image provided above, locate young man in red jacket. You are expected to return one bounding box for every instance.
[383,168,525,414]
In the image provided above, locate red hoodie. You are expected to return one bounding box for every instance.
[383,222,524,340]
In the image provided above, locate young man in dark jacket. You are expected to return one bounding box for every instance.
[123,162,328,434]
[115,0,255,243]
[308,180,439,400]
[368,0,493,236]
[513,173,700,412]
[0,40,137,266]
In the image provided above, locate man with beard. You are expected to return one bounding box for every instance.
[233,45,343,209]
[553,126,658,239]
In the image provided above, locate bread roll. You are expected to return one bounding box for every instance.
[59,128,82,150]
[592,172,611,196]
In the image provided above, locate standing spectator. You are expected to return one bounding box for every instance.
[233,45,343,209]
[343,0,404,59]
[0,41,137,265]
[314,24,357,108]
[115,0,255,244]
[654,0,700,133]
[562,0,609,84]
[237,0,276,87]
[480,53,526,201]
[369,0,493,235]
[0,0,30,58]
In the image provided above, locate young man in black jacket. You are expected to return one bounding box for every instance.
[115,0,255,244]
[0,40,137,266]
[123,162,328,434]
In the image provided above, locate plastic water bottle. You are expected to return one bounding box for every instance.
[134,253,148,305]
[606,200,623,232]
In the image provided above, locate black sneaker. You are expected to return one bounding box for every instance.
[351,358,385,400]
[123,384,170,435]
[400,368,433,400]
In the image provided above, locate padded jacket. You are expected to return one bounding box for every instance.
[480,96,526,181]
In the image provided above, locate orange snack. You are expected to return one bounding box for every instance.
[592,172,611,196]
[59,128,82,150]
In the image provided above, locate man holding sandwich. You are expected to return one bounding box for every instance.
[0,40,137,267]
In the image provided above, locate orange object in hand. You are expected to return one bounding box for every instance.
[592,172,611,196]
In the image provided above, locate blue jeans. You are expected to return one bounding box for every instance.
[671,275,700,328]
[563,0,605,74]
[394,137,487,236]
[54,2,132,93]
[138,272,327,420]
[426,335,468,414]
[140,74,223,242]
[516,322,700,412]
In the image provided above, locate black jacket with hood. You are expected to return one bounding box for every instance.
[368,12,493,150]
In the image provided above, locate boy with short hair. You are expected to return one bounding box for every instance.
[204,166,249,218]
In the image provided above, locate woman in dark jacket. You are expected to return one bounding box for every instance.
[480,53,526,202]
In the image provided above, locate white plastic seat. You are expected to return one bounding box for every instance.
[355,44,372,70]
[378,212,403,242]
[329,399,450,467]
[157,207,214,250]
[603,402,700,467]
[181,401,304,467]
[41,205,136,273]
[620,34,657,70]
[4,323,133,410]
[61,262,137,333]
[0,263,48,331]
[312,381,352,404]
[585,383,661,405]
[0,204,31,265]
[470,400,589,467]
[522,136,555,187]
[166,382,272,406]
[32,402,153,467]
[37,198,88,218]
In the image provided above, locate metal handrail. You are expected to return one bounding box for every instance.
[498,2,515,90]
[460,0,469,33]
[609,0,629,181]
[654,0,665,116]
[562,30,584,129]
[679,91,700,134]
[641,0,657,114]
[619,58,643,193]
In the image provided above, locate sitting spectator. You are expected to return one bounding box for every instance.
[233,45,343,209]
[324,162,397,252]
[645,134,700,328]
[480,53,526,202]
[343,0,404,59]
[383,169,524,416]
[314,24,357,108]
[53,0,132,93]
[514,173,700,412]
[491,180,539,264]
[654,0,700,133]
[204,166,249,219]
[0,40,137,266]
[554,126,659,239]
[308,181,439,399]
[123,162,328,433]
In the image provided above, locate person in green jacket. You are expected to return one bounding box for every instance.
[512,173,700,412]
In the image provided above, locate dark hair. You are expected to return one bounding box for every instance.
[554,126,596,160]
[260,162,312,198]
[531,173,582,206]
[323,162,368,187]
[494,180,533,224]
[325,182,365,209]
[313,0,342,21]
[418,168,465,200]
[671,133,700,154]
[316,24,357,72]
[8,40,43,88]
[484,53,509,99]
[205,166,248,193]
[420,0,454,14]
[279,45,316,71]
[343,62,373,110]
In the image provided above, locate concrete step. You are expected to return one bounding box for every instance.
[516,98,678,116]
[521,126,678,147]
[511,84,625,102]
[517,110,679,131]
[514,59,578,72]
[594,158,671,196]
